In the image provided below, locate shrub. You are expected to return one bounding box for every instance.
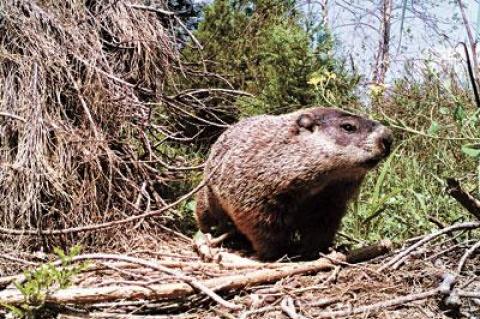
[180,0,358,116]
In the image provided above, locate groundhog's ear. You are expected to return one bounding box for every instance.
[296,113,315,132]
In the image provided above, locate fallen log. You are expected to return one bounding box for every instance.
[0,252,345,306]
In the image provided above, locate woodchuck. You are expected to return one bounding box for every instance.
[195,107,393,260]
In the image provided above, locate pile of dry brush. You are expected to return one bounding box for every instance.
[0,0,239,251]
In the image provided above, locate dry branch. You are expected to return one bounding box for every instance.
[378,222,480,271]
[0,253,344,306]
[456,240,480,274]
[446,178,480,220]
[346,239,392,264]
[0,174,209,236]
[314,288,440,318]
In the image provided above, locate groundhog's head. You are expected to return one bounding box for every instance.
[294,107,393,174]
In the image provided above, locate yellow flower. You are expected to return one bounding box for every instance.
[307,75,323,86]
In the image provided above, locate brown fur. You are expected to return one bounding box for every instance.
[195,107,393,260]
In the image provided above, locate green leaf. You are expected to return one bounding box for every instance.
[184,200,196,213]
[427,121,440,135]
[439,107,449,115]
[2,303,25,318]
[454,104,466,122]
[461,144,480,159]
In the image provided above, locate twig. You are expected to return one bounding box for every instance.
[459,42,480,108]
[0,275,22,289]
[309,297,340,307]
[173,88,254,98]
[0,112,27,122]
[66,70,100,139]
[0,254,38,266]
[456,240,480,274]
[345,240,392,264]
[0,162,223,236]
[378,222,480,271]
[315,288,440,318]
[427,215,448,229]
[70,253,242,310]
[57,313,198,318]
[238,305,280,319]
[457,290,480,299]
[0,253,344,306]
[446,178,480,220]
[281,296,308,319]
[128,4,203,49]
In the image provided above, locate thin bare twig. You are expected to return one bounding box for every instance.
[0,167,214,236]
[315,288,440,318]
[378,222,480,271]
[128,4,203,49]
[69,253,242,310]
[456,240,480,274]
[0,112,27,122]
[281,296,308,319]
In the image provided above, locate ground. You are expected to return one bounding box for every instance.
[1,225,478,319]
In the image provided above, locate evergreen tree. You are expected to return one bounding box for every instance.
[181,0,358,115]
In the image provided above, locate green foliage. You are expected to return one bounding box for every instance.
[2,245,87,319]
[174,198,199,236]
[181,0,358,116]
[462,144,480,159]
[170,2,480,244]
[341,70,480,246]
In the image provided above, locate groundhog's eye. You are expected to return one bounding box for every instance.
[340,123,357,133]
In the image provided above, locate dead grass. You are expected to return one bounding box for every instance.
[0,0,176,250]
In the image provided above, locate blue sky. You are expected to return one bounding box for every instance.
[326,0,480,83]
[192,0,480,84]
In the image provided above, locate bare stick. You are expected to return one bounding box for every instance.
[457,290,480,299]
[128,4,203,49]
[456,0,480,78]
[0,162,222,236]
[0,253,343,306]
[346,239,392,264]
[0,254,38,266]
[459,42,480,108]
[378,222,480,271]
[239,306,280,319]
[73,254,240,310]
[57,313,198,319]
[0,112,26,122]
[281,296,308,319]
[446,178,480,220]
[456,240,480,274]
[315,288,439,318]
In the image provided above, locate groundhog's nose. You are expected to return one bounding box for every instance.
[379,130,393,156]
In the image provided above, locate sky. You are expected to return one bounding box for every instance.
[191,0,480,85]
[324,0,480,84]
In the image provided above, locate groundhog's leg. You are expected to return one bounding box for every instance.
[253,232,289,260]
[235,214,290,261]
[195,186,218,233]
[195,185,234,234]
[297,224,339,259]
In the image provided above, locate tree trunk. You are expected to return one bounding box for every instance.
[372,0,393,85]
[456,0,480,81]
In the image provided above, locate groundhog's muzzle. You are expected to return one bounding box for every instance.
[364,127,393,167]
[379,130,393,157]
